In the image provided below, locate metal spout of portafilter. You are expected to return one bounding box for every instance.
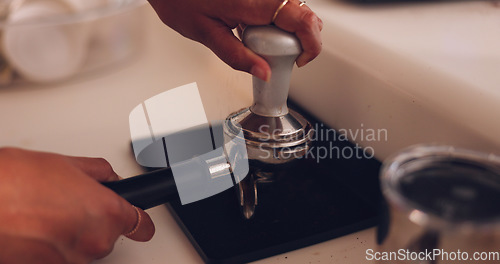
[224,25,314,219]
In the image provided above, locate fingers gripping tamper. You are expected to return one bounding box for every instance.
[224,25,314,219]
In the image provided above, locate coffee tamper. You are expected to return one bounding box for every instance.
[224,25,314,219]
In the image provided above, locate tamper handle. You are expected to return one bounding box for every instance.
[242,26,302,117]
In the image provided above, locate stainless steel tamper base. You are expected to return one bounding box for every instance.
[225,107,314,166]
[224,107,314,219]
[224,25,315,219]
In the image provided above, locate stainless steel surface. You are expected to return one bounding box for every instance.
[224,107,313,165]
[243,25,301,117]
[224,25,314,219]
[379,145,500,264]
[236,170,276,220]
[225,25,314,165]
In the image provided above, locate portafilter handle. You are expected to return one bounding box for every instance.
[243,25,302,117]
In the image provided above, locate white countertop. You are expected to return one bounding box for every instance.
[291,0,500,160]
[0,1,499,263]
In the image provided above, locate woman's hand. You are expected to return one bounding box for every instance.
[0,148,155,264]
[148,0,322,81]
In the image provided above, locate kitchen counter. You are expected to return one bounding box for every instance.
[291,0,500,160]
[0,0,498,263]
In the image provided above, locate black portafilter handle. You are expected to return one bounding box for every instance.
[101,168,179,210]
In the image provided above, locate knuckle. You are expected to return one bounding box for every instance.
[310,41,322,57]
[85,238,114,258]
[27,239,66,264]
[0,147,39,169]
[79,199,124,258]
[224,52,247,72]
[198,31,213,50]
[201,36,248,72]
[0,147,24,157]
[196,29,219,53]
[93,157,114,172]
[89,157,118,180]
[297,11,322,57]
[101,196,125,222]
[300,10,319,30]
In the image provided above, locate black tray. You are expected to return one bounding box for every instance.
[166,103,382,263]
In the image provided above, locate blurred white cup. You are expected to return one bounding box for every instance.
[1,0,99,82]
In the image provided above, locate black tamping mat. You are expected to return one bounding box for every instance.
[165,108,383,264]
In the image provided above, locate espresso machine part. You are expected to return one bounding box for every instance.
[379,145,500,264]
[224,25,314,219]
[103,122,249,209]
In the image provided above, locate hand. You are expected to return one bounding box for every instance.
[148,0,323,81]
[0,148,155,264]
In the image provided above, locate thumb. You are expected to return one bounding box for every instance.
[201,22,271,81]
[65,156,120,182]
[122,206,155,242]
